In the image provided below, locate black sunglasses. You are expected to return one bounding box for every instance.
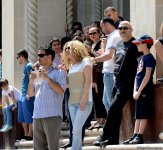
[65,47,70,50]
[16,56,21,59]
[38,54,47,58]
[89,32,97,35]
[118,26,131,30]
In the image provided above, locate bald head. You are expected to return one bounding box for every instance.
[118,21,133,42]
[119,21,132,29]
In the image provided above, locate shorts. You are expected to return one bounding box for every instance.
[135,92,153,119]
[18,96,35,123]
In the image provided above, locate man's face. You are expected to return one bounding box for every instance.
[37,50,49,66]
[104,10,117,22]
[100,22,108,34]
[118,23,132,39]
[52,41,61,53]
[16,55,24,64]
[1,84,8,91]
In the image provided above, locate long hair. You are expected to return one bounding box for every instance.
[62,40,89,69]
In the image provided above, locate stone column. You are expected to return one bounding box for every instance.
[66,0,73,36]
[130,0,163,142]
[27,0,38,64]
[95,0,102,21]
[130,0,163,78]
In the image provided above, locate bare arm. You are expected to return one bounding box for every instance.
[94,48,115,62]
[10,91,18,110]
[40,69,64,94]
[133,68,152,100]
[154,40,163,62]
[80,65,92,110]
[10,91,17,104]
[46,77,64,94]
[4,96,10,105]
[28,72,36,97]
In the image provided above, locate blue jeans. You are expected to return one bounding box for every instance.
[103,73,114,112]
[2,104,15,126]
[69,102,93,150]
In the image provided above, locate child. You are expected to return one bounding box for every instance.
[0,79,21,132]
[123,35,156,144]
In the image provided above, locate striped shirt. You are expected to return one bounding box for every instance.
[33,65,67,119]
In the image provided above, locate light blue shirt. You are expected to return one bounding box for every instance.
[33,66,67,119]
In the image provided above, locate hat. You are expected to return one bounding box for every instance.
[132,35,153,45]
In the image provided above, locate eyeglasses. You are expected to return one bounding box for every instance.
[118,26,131,30]
[16,56,20,59]
[89,32,97,35]
[38,54,47,58]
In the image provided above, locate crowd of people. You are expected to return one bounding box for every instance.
[0,6,163,150]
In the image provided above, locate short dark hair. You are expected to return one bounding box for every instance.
[39,47,55,61]
[61,36,71,50]
[48,37,60,50]
[0,78,9,88]
[17,49,28,59]
[71,22,83,33]
[101,17,115,27]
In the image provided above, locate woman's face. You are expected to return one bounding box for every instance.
[89,28,100,42]
[65,43,74,60]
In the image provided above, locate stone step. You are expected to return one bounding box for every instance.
[15,136,99,148]
[60,136,98,146]
[60,128,103,138]
[65,144,163,150]
[15,141,163,150]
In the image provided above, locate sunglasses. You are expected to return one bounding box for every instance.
[118,26,131,30]
[65,47,70,50]
[16,56,21,59]
[38,54,47,58]
[89,32,97,35]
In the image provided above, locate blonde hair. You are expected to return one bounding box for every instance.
[62,40,89,69]
[160,23,163,37]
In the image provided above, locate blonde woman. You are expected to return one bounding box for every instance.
[62,40,93,150]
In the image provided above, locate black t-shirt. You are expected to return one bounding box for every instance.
[114,37,141,84]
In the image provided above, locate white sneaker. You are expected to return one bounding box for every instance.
[0,125,7,132]
[0,125,13,132]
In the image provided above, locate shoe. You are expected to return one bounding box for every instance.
[94,123,103,129]
[25,136,33,141]
[0,125,13,132]
[100,137,119,146]
[60,142,72,148]
[123,134,137,144]
[93,136,103,146]
[129,136,144,144]
[88,121,99,130]
[16,136,26,142]
[0,125,7,132]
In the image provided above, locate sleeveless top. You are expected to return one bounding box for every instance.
[68,57,93,104]
[68,72,85,104]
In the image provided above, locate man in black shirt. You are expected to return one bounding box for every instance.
[93,21,142,146]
